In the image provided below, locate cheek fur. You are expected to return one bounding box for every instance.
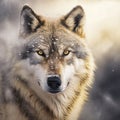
[74,58,86,74]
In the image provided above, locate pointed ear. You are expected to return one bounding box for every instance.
[20,5,44,37]
[61,6,85,38]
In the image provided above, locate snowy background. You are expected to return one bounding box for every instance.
[0,0,120,120]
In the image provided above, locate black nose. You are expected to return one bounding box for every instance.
[47,76,61,91]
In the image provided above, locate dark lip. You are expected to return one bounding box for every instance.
[48,89,61,94]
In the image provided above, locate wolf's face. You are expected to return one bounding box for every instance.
[15,5,93,94]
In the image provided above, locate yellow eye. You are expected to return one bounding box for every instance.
[63,50,70,56]
[36,50,44,56]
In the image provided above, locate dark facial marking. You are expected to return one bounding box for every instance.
[19,45,33,59]
[50,36,58,54]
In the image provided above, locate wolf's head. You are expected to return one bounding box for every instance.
[14,5,94,95]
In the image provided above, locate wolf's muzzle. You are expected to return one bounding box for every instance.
[47,76,61,93]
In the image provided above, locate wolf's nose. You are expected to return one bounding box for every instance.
[47,76,61,91]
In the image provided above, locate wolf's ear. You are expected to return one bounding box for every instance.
[20,5,44,37]
[61,6,85,37]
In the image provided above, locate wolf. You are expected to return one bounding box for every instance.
[0,5,95,120]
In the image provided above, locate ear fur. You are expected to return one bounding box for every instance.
[61,6,85,37]
[20,5,44,37]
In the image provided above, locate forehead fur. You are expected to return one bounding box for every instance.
[19,20,88,61]
[26,20,84,47]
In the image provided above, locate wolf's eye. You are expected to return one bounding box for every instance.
[36,50,45,56]
[63,50,70,56]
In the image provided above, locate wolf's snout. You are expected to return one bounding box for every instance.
[47,76,61,93]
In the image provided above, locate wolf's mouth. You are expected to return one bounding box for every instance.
[48,88,61,94]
